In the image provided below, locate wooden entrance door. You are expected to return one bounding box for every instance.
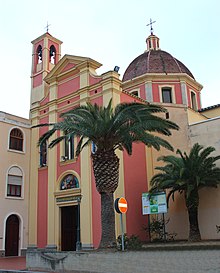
[5,214,19,256]
[61,206,78,251]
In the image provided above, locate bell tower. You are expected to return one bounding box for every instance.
[30,32,62,108]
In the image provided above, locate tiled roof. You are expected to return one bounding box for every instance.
[199,104,220,112]
[122,50,194,81]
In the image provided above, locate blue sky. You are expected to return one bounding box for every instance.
[0,0,219,118]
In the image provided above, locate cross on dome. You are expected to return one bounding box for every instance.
[146,18,156,35]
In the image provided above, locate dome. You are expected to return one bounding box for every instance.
[122,34,194,82]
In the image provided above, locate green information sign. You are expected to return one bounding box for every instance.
[142,192,167,215]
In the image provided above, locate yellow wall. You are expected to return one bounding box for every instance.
[187,108,208,125]
[201,107,220,118]
[0,112,31,254]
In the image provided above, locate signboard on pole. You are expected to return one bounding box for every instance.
[114,197,128,251]
[142,192,167,215]
[115,197,128,214]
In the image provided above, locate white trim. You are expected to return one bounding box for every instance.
[60,133,76,162]
[159,85,176,104]
[56,170,81,192]
[3,212,24,256]
[129,88,140,97]
[190,90,198,111]
[190,115,220,126]
[5,165,24,199]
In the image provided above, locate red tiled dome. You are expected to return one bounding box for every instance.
[122,50,194,82]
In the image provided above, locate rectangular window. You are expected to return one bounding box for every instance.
[65,135,74,160]
[40,141,47,167]
[7,175,22,197]
[162,88,172,103]
[191,92,197,110]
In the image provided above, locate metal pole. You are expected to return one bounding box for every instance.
[162,213,166,241]
[120,213,125,251]
[148,214,151,242]
[76,201,82,251]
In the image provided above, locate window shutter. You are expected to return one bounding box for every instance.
[8,175,22,185]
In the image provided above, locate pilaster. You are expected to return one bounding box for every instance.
[79,90,93,248]
[47,104,57,248]
[28,110,39,246]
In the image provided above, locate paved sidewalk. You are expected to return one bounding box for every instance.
[0,256,26,270]
[1,241,220,273]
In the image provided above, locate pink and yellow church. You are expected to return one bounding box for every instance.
[28,29,220,252]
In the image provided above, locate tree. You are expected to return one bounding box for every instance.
[36,100,179,248]
[150,143,220,241]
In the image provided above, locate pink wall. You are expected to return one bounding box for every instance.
[57,96,80,109]
[152,83,160,102]
[58,77,80,98]
[37,119,49,247]
[37,168,48,248]
[61,63,76,73]
[120,92,141,103]
[57,156,81,182]
[89,88,102,97]
[33,74,43,88]
[123,84,146,100]
[139,84,145,99]
[173,83,182,104]
[89,75,101,85]
[123,143,149,241]
[90,96,103,106]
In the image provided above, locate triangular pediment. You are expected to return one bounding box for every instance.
[44,54,102,83]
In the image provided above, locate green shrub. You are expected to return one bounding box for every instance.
[144,217,177,242]
[117,234,142,250]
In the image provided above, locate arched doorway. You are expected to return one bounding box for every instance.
[5,214,19,256]
[56,173,81,251]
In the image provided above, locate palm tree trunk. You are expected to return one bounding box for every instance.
[185,190,201,242]
[187,206,201,241]
[92,150,119,248]
[99,192,116,248]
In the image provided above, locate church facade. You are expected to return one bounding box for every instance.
[27,29,220,252]
[1,28,219,256]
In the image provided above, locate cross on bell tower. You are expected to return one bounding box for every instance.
[45,22,51,33]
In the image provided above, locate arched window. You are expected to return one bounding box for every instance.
[9,128,23,151]
[40,140,47,167]
[37,45,42,64]
[7,166,23,197]
[50,45,56,64]
[60,174,79,190]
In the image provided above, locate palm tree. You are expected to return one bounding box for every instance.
[150,143,220,241]
[36,100,179,248]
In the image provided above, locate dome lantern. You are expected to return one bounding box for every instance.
[146,34,160,51]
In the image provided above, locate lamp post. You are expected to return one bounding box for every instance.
[76,196,82,251]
